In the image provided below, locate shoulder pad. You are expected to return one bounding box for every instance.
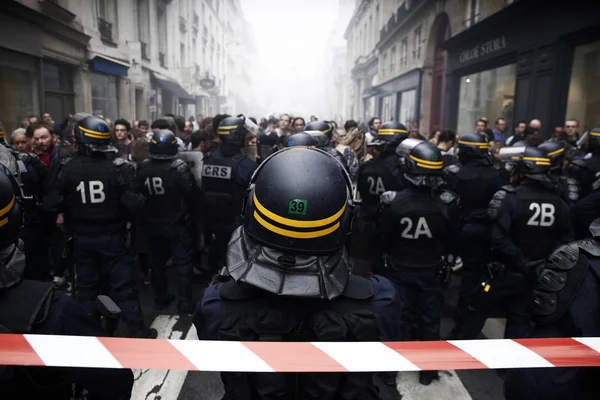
[531,242,589,325]
[380,191,398,205]
[59,156,72,166]
[487,188,511,220]
[577,239,600,257]
[437,190,458,205]
[501,184,516,192]
[113,157,126,167]
[170,158,188,170]
[140,158,151,167]
[445,164,460,175]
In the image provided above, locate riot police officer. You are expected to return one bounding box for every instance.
[445,133,504,336]
[136,129,197,314]
[203,115,258,274]
[43,116,156,338]
[356,121,407,271]
[458,146,574,340]
[0,165,134,400]
[567,127,600,199]
[538,140,579,206]
[1,137,49,281]
[193,147,400,399]
[379,139,458,385]
[284,132,316,147]
[505,218,600,399]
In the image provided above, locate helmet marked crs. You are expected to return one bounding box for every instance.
[218,114,258,146]
[242,147,353,254]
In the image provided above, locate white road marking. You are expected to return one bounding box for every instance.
[130,315,195,400]
[396,370,472,400]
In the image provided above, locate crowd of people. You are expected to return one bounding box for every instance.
[0,107,599,399]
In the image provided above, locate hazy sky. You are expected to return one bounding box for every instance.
[240,0,339,114]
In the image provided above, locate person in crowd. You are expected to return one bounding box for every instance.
[551,125,564,140]
[41,112,53,126]
[245,132,258,163]
[529,119,542,135]
[366,117,381,144]
[291,116,306,133]
[437,130,457,166]
[11,128,31,153]
[429,129,441,144]
[113,118,132,160]
[138,119,149,134]
[263,117,277,135]
[475,119,487,134]
[564,118,580,146]
[27,115,40,126]
[185,120,194,136]
[194,146,400,398]
[409,122,426,140]
[493,117,507,143]
[567,126,600,199]
[29,122,56,167]
[344,119,358,134]
[483,128,495,143]
[275,113,292,138]
[340,127,367,163]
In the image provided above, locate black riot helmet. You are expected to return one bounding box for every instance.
[229,147,354,299]
[397,139,445,188]
[217,114,259,146]
[0,120,6,146]
[286,132,316,148]
[149,129,178,159]
[499,145,551,184]
[584,128,600,152]
[74,116,116,154]
[305,121,333,139]
[370,121,408,153]
[538,140,567,172]
[458,132,491,163]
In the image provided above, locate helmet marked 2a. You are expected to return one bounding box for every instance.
[242,147,354,254]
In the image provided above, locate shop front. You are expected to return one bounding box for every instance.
[440,0,600,138]
[374,68,421,126]
[89,56,129,121]
[152,72,195,117]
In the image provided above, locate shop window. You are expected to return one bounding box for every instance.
[400,37,408,67]
[381,94,397,122]
[43,61,74,122]
[457,64,516,136]
[400,90,416,127]
[566,40,600,132]
[0,66,38,134]
[91,72,118,121]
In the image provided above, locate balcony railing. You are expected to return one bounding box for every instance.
[159,52,166,68]
[141,41,149,60]
[98,17,113,43]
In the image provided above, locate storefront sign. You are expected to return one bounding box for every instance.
[459,36,508,63]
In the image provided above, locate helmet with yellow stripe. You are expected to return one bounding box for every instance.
[227,146,354,299]
[457,132,490,162]
[217,115,258,146]
[538,140,567,172]
[517,146,551,176]
[370,121,408,152]
[74,116,116,154]
[149,129,178,159]
[285,132,316,148]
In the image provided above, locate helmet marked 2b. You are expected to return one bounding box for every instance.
[242,147,354,254]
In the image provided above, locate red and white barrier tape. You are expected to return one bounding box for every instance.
[1,334,600,371]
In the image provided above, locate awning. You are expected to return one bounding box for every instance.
[89,55,129,77]
[152,72,194,101]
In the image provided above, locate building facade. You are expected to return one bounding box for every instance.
[0,0,256,134]
[344,0,600,138]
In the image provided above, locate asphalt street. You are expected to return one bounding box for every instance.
[131,256,506,400]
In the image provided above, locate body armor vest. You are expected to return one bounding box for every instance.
[202,153,245,227]
[218,278,380,400]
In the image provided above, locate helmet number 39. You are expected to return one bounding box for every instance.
[76,181,105,204]
[288,199,307,216]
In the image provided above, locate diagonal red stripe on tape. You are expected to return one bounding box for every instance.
[98,337,197,371]
[384,340,487,370]
[514,338,600,367]
[242,342,348,372]
[0,334,45,366]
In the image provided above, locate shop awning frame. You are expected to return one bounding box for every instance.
[89,55,129,77]
[151,72,194,101]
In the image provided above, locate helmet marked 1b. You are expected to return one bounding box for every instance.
[242,147,353,254]
[74,116,116,153]
[149,129,178,159]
